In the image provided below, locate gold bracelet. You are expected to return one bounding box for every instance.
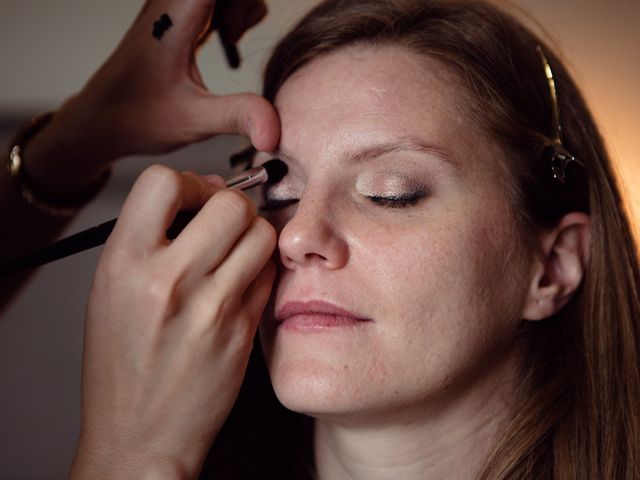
[6,112,111,217]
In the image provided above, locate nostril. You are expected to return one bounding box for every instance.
[305,252,329,262]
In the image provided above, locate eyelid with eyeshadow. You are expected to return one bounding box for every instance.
[258,188,430,211]
[258,167,434,211]
[366,189,428,208]
[258,182,301,212]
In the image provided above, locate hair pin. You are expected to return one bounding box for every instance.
[535,45,584,185]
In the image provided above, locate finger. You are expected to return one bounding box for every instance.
[189,92,281,152]
[139,0,216,42]
[184,171,227,189]
[187,259,274,356]
[110,166,224,255]
[200,216,277,294]
[193,217,275,316]
[168,188,258,278]
[241,259,277,326]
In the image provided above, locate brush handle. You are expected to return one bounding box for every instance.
[211,0,241,69]
[219,26,240,69]
[0,160,285,278]
[0,211,196,277]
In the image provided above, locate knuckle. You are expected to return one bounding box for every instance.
[252,216,277,248]
[96,236,137,281]
[209,294,234,321]
[220,305,254,343]
[215,189,256,222]
[206,174,227,189]
[140,164,182,194]
[234,317,256,347]
[97,251,129,283]
[143,276,180,314]
[226,95,252,132]
[239,305,262,337]
[142,163,175,181]
[191,294,237,337]
[182,173,209,202]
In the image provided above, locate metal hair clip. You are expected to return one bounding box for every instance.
[535,45,584,185]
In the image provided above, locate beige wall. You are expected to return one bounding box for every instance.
[0,0,320,111]
[0,1,638,479]
[514,0,640,233]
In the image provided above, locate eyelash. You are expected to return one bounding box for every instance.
[259,191,427,211]
[258,198,300,212]
[367,191,426,208]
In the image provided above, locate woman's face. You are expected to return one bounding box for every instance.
[256,45,531,423]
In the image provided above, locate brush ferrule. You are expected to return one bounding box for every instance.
[225,165,268,190]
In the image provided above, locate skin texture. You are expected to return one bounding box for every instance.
[255,45,589,479]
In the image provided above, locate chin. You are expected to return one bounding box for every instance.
[259,326,399,421]
[270,356,353,414]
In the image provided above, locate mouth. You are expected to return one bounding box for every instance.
[275,300,372,331]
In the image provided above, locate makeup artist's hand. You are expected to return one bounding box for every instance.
[24,0,277,197]
[69,166,276,479]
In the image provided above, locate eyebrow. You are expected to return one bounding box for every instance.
[274,136,456,168]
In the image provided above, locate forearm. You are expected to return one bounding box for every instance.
[0,158,74,313]
[0,103,112,314]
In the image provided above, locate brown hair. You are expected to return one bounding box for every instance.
[202,1,640,478]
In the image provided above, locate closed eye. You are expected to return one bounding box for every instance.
[367,190,427,208]
[258,198,300,212]
[258,191,427,211]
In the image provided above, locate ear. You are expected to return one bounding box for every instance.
[522,212,591,321]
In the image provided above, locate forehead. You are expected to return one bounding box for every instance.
[273,44,476,162]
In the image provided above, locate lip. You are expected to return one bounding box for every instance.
[276,300,371,327]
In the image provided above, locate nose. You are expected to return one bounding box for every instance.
[277,194,349,270]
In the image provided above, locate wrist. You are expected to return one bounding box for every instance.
[70,461,190,480]
[70,447,192,480]
[6,111,112,217]
[24,101,113,198]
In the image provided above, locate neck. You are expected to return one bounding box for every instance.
[313,349,522,480]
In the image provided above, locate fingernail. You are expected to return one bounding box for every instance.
[247,118,256,137]
[204,175,226,188]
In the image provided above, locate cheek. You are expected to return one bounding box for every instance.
[359,205,526,366]
[358,218,487,312]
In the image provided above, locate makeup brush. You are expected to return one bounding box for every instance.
[0,159,287,277]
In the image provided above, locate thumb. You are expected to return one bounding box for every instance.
[190,92,280,152]
[138,0,216,40]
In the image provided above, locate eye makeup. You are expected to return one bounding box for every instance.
[258,180,302,212]
[258,169,432,212]
[366,190,428,208]
[254,147,440,213]
[355,171,431,209]
[259,196,300,212]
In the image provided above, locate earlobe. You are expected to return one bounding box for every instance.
[522,212,591,321]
